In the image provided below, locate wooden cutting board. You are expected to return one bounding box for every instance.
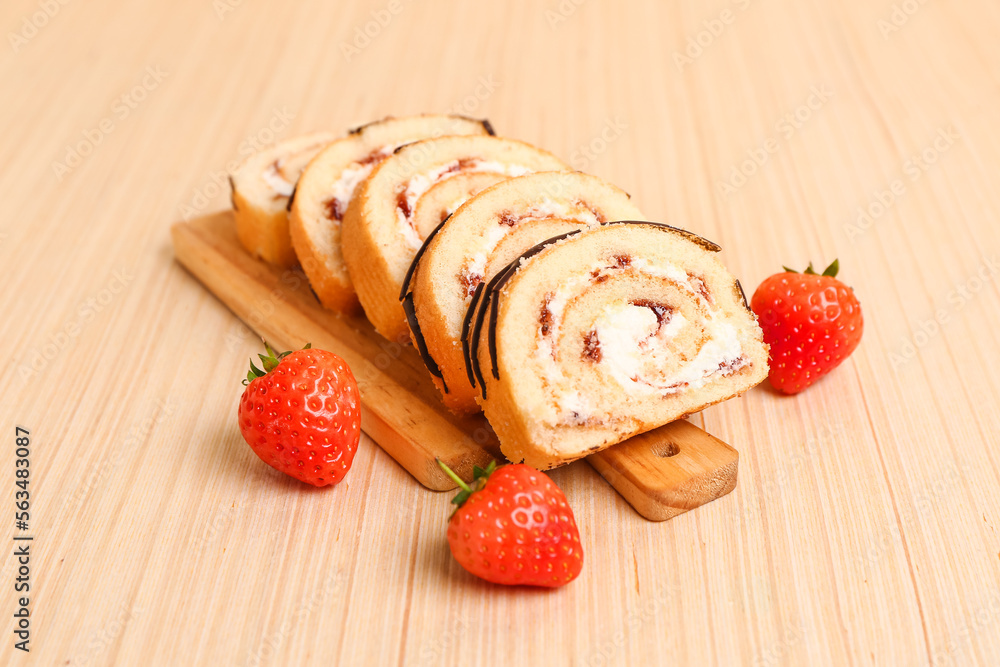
[171,211,739,520]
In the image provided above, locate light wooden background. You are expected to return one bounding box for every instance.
[3,0,999,665]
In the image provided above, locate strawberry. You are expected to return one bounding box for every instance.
[238,342,361,486]
[751,260,863,394]
[437,460,583,587]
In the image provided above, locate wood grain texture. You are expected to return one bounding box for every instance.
[587,420,739,522]
[2,0,999,665]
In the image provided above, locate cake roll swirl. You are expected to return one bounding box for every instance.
[341,135,568,341]
[289,115,492,313]
[231,132,335,268]
[465,222,768,469]
[402,171,644,414]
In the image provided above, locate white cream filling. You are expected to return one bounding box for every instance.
[593,304,662,388]
[463,200,601,299]
[593,305,742,395]
[521,198,586,220]
[396,159,535,249]
[441,200,462,220]
[262,160,295,197]
[531,256,744,423]
[260,139,333,198]
[326,149,393,217]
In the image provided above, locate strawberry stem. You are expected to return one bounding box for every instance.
[242,340,312,385]
[436,458,472,493]
[782,259,840,279]
[437,458,498,510]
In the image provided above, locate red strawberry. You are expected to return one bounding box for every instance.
[238,342,361,486]
[437,460,583,587]
[751,260,863,394]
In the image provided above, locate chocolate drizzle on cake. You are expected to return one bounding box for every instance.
[735,279,750,311]
[347,116,391,135]
[445,115,496,136]
[621,221,722,253]
[401,293,448,392]
[399,217,452,391]
[463,228,587,398]
[461,282,486,387]
[463,220,727,400]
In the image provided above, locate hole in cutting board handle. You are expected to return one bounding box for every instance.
[652,441,680,458]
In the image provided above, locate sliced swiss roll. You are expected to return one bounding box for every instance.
[466,222,769,469]
[289,115,493,313]
[403,171,644,414]
[342,135,569,341]
[231,132,335,268]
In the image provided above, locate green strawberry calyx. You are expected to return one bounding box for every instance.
[242,341,312,385]
[782,259,839,278]
[436,458,497,510]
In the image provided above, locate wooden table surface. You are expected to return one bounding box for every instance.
[4,0,999,665]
